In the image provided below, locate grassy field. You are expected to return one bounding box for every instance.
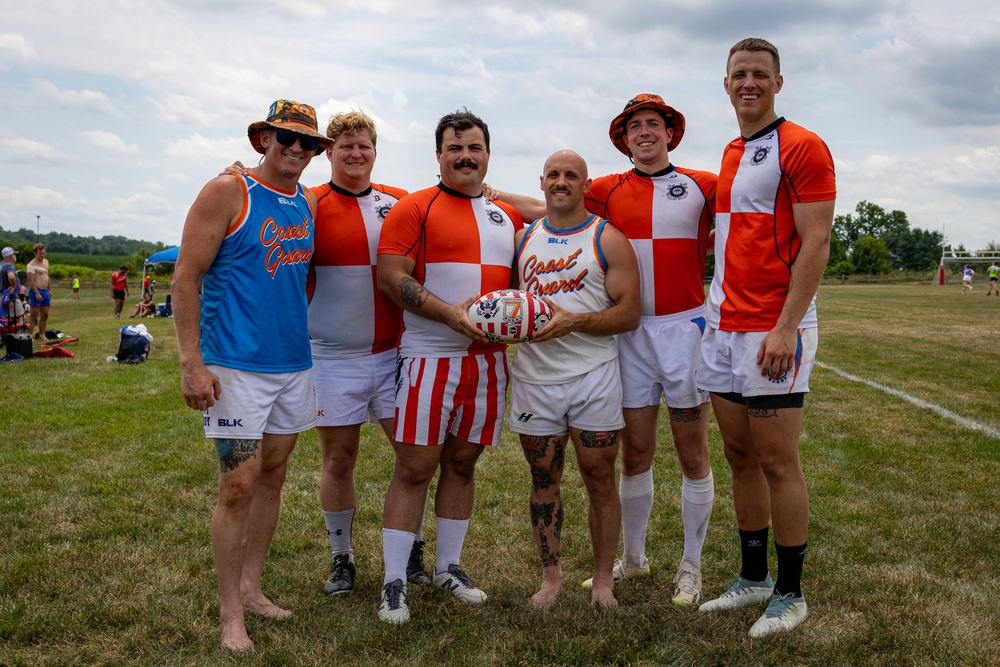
[1,283,998,666]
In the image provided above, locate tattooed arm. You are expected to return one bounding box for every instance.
[376,252,487,341]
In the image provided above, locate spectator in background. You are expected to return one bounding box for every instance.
[111,266,129,318]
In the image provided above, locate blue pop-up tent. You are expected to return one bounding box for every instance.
[142,246,178,315]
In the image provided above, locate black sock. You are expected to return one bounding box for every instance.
[774,541,807,597]
[738,527,770,582]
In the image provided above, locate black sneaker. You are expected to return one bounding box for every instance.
[406,539,432,585]
[323,553,356,595]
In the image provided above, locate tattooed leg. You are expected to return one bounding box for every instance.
[521,433,567,608]
[572,428,621,608]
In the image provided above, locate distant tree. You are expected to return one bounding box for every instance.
[851,236,893,275]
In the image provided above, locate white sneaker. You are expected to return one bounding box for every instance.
[698,573,773,612]
[671,560,702,606]
[433,564,487,606]
[581,557,650,589]
[749,592,809,637]
[377,579,410,624]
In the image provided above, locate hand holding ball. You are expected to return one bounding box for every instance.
[468,289,552,343]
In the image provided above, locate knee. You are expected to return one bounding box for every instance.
[217,477,255,512]
[394,458,436,489]
[580,463,617,496]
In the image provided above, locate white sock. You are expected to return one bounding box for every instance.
[680,471,715,568]
[323,508,355,559]
[619,468,654,568]
[382,528,415,585]
[434,517,469,575]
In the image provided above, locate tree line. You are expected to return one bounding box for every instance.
[0,226,170,260]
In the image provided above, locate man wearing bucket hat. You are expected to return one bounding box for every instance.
[173,99,330,652]
[218,109,435,597]
[487,93,717,607]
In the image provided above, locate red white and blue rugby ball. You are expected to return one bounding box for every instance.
[468,289,552,344]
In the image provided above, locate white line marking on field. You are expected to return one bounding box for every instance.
[816,361,1000,440]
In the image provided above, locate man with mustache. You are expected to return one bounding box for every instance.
[375,109,523,624]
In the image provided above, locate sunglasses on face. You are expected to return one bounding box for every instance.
[274,128,322,152]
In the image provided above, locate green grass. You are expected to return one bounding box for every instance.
[1,284,998,666]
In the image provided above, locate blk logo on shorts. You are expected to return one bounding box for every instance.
[217,418,243,427]
[517,413,533,423]
[317,409,325,417]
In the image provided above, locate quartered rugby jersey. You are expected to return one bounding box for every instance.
[377,183,523,358]
[707,118,836,332]
[585,166,715,317]
[307,181,407,359]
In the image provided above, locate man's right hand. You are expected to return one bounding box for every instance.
[181,363,222,411]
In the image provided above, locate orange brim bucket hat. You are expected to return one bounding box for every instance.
[247,99,333,155]
[609,93,686,156]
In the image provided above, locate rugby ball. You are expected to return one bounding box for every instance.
[468,289,552,344]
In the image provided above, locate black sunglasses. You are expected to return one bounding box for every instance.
[274,128,322,152]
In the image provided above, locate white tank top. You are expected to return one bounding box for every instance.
[513,215,618,384]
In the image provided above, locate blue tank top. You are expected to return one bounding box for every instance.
[201,174,313,372]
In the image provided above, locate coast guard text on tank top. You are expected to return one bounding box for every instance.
[707,118,836,332]
[307,181,407,360]
[201,173,314,372]
[512,215,618,384]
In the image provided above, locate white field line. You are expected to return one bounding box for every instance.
[816,361,1000,440]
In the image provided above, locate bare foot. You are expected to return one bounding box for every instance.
[529,578,563,609]
[590,585,618,608]
[244,597,292,620]
[220,617,254,652]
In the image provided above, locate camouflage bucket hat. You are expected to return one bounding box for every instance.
[247,99,332,155]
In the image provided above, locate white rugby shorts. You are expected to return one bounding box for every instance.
[696,326,817,397]
[508,358,624,436]
[203,365,316,439]
[314,349,396,427]
[617,307,710,410]
[393,351,508,446]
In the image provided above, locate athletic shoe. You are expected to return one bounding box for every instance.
[377,579,410,624]
[433,564,488,605]
[322,553,355,596]
[406,539,432,585]
[581,557,651,589]
[698,573,774,612]
[748,591,809,638]
[671,560,702,606]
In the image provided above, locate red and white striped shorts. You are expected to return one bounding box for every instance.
[393,350,509,446]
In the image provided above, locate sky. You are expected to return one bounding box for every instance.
[1,0,998,252]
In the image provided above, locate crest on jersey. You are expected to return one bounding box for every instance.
[751,146,771,165]
[487,209,506,227]
[666,183,689,200]
[377,204,393,221]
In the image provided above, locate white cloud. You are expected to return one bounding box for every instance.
[0,137,60,160]
[0,33,34,61]
[33,81,122,116]
[80,130,140,154]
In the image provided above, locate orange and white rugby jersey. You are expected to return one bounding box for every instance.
[306,181,407,359]
[707,119,836,332]
[377,183,523,358]
[585,166,715,317]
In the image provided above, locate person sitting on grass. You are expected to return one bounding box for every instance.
[130,293,157,318]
